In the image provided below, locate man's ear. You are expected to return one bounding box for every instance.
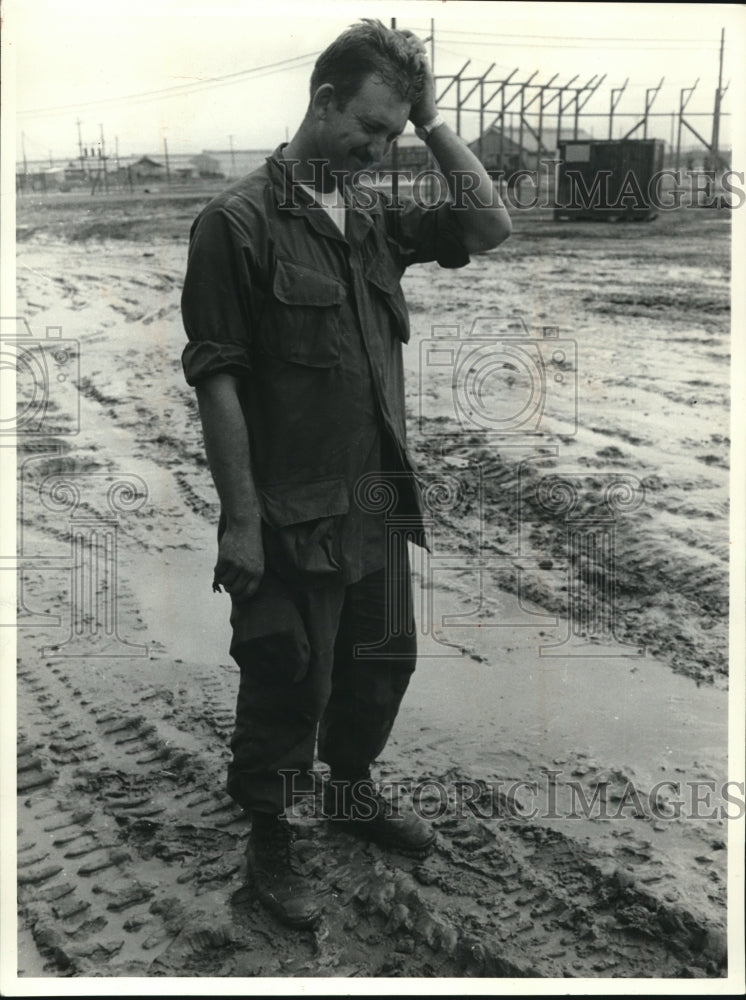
[311,83,336,119]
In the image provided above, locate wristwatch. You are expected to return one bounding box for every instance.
[414,113,446,142]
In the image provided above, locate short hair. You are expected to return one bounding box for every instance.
[310,19,423,109]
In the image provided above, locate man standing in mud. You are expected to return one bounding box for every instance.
[181,20,511,929]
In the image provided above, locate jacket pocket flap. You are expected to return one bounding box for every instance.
[273,259,345,307]
[260,477,349,527]
[365,252,403,294]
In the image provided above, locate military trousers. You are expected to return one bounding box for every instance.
[225,557,417,814]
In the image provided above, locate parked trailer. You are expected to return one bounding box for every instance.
[554,138,665,221]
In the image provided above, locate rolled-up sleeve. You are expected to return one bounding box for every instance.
[181,205,260,387]
[382,196,471,271]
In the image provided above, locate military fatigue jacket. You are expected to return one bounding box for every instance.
[181,146,470,580]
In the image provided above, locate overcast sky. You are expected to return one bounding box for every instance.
[6,0,746,163]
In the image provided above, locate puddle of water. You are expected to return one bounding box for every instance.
[407,580,727,789]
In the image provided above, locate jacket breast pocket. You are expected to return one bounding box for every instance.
[261,258,345,367]
[365,249,410,344]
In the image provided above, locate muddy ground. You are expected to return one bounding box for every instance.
[10,190,734,982]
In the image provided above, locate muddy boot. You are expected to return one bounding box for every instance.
[245,812,323,930]
[323,773,435,858]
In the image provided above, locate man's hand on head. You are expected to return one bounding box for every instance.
[398,29,438,127]
[392,28,513,251]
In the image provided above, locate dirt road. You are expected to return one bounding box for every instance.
[11,195,733,980]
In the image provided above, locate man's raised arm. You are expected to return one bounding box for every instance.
[402,31,512,254]
[195,373,264,600]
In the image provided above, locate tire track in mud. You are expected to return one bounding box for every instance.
[17,657,246,976]
[407,427,728,686]
[173,471,221,523]
[17,655,726,978]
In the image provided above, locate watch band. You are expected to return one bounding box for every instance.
[414,113,446,142]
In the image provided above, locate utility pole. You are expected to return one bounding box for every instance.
[76,118,85,176]
[228,134,237,178]
[99,123,108,193]
[711,27,724,164]
[20,131,28,192]
[163,135,171,185]
[115,135,120,173]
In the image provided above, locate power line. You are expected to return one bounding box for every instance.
[434,36,719,51]
[18,51,320,118]
[421,26,721,46]
[16,130,51,154]
[434,43,514,72]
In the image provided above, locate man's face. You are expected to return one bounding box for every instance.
[314,74,411,183]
